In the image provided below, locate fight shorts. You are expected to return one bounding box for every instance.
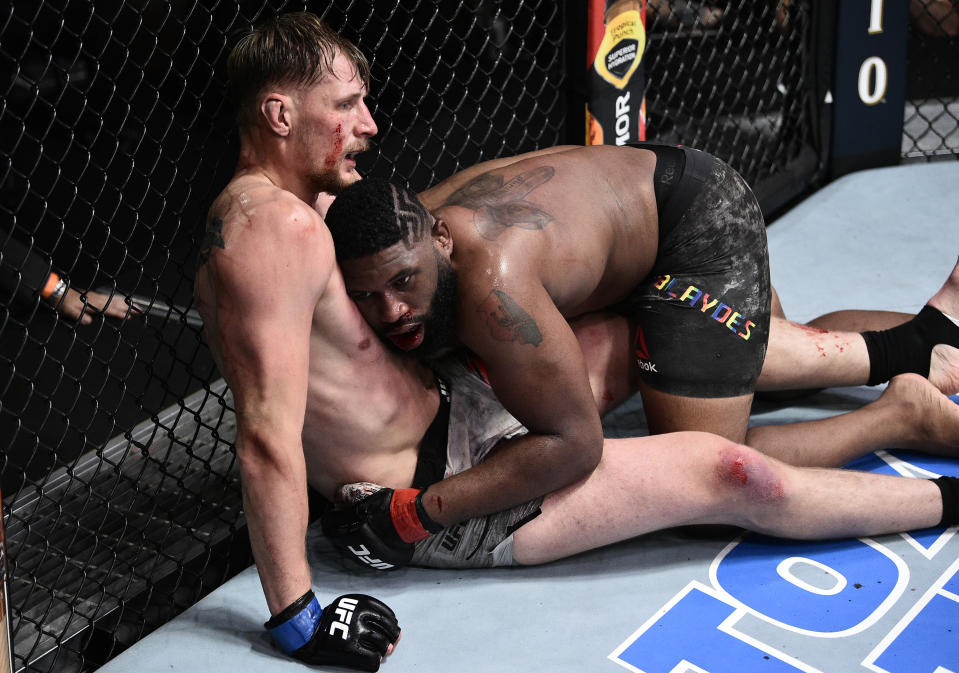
[408,357,543,569]
[613,142,772,398]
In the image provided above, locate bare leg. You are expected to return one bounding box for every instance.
[570,312,640,415]
[926,257,959,393]
[638,381,753,444]
[570,305,959,468]
[760,315,959,394]
[512,433,945,565]
[772,285,914,332]
[759,316,871,390]
[746,374,959,466]
[762,259,959,394]
[806,310,913,332]
[763,290,908,401]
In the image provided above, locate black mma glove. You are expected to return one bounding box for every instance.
[265,590,400,671]
[321,484,444,571]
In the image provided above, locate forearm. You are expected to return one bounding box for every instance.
[418,431,599,527]
[240,452,313,615]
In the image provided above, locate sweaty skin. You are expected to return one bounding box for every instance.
[421,147,661,525]
[424,146,660,317]
[340,144,959,531]
[340,145,664,527]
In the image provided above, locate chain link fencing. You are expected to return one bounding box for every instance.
[903,0,959,160]
[642,0,823,214]
[1,2,569,670]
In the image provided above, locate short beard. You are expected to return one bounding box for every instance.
[305,138,369,195]
[310,167,355,196]
[407,254,459,360]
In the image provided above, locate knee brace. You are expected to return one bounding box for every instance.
[862,305,959,385]
[933,476,958,527]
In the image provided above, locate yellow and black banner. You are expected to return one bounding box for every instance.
[586,0,648,145]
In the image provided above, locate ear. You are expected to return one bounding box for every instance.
[432,218,453,256]
[314,191,336,218]
[261,92,293,137]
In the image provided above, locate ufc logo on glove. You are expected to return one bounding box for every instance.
[330,597,359,639]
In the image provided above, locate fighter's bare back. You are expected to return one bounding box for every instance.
[420,145,661,318]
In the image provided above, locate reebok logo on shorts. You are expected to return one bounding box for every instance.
[632,326,658,373]
[653,274,756,341]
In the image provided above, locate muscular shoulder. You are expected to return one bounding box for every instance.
[209,177,325,246]
[200,177,336,303]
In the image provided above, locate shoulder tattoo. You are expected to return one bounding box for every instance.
[442,166,556,240]
[477,289,543,347]
[198,216,225,267]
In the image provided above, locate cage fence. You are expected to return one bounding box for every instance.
[1,1,569,670]
[902,0,959,160]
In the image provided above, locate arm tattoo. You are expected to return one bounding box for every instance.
[442,166,556,240]
[477,290,543,347]
[198,216,225,267]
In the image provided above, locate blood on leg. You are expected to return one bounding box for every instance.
[716,444,786,502]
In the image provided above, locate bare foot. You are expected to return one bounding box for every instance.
[924,256,959,394]
[929,343,959,395]
[881,374,959,454]
[927,255,959,320]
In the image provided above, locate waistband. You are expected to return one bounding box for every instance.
[627,142,716,238]
[411,379,451,489]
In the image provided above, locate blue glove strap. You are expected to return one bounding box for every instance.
[269,595,323,654]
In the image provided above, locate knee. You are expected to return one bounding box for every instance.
[770,286,785,318]
[713,440,787,503]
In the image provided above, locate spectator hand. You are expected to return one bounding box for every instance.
[57,287,143,324]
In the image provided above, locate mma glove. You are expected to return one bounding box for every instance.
[265,589,400,672]
[321,485,444,571]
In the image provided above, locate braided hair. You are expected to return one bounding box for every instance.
[325,178,433,260]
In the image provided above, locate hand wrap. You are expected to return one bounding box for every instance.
[265,590,400,672]
[321,484,443,571]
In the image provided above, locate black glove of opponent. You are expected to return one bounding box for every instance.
[321,484,443,571]
[265,590,400,671]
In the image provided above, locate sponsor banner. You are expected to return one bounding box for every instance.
[586,0,648,146]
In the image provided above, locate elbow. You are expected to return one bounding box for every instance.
[562,425,604,480]
[235,428,301,480]
[235,442,273,481]
[580,438,604,475]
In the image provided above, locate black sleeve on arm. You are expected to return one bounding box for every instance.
[1,235,54,315]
